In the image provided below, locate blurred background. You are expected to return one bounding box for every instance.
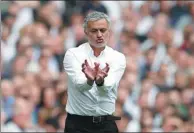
[1,0,194,132]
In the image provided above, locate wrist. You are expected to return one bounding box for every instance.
[96,79,104,86]
[87,79,94,86]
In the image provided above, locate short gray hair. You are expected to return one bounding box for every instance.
[83,11,111,30]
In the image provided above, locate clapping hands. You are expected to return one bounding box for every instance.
[82,59,110,86]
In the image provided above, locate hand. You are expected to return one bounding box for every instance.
[82,60,97,85]
[95,63,110,85]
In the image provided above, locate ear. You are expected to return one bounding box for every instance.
[84,29,88,35]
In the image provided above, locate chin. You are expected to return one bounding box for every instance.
[92,42,106,48]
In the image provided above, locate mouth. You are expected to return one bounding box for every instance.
[96,39,104,43]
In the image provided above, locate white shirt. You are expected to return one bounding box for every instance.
[100,1,121,21]
[1,122,45,132]
[1,40,16,64]
[136,15,154,36]
[63,42,126,116]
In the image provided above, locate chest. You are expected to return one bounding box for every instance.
[74,48,115,69]
[87,56,108,69]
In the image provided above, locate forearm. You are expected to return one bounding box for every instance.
[96,67,125,93]
[96,75,116,93]
[73,76,93,91]
[64,50,93,92]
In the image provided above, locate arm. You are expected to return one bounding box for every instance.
[97,54,126,93]
[63,50,93,92]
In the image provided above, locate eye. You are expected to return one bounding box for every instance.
[100,29,107,33]
[91,30,97,33]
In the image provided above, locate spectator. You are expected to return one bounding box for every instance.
[2,97,45,132]
[81,0,108,17]
[1,80,15,119]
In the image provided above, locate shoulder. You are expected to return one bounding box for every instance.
[64,43,88,63]
[2,122,21,132]
[106,46,126,63]
[105,46,126,69]
[65,42,88,57]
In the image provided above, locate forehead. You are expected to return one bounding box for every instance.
[87,19,108,29]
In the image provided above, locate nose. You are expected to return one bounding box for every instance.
[97,30,102,38]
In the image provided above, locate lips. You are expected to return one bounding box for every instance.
[97,39,103,43]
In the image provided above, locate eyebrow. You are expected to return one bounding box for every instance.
[90,28,107,31]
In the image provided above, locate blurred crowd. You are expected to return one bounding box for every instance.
[1,0,194,132]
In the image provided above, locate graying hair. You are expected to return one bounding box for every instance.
[83,11,111,30]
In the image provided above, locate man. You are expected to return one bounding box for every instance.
[63,11,126,133]
[1,97,45,132]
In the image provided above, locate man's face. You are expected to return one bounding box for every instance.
[85,19,110,48]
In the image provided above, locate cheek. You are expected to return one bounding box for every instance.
[88,35,97,42]
[104,32,110,39]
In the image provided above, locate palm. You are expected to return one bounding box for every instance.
[82,60,110,85]
[95,63,109,84]
[82,60,96,81]
[84,66,96,81]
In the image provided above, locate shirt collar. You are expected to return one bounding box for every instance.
[86,42,107,57]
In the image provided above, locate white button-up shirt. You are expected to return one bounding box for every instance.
[63,42,126,116]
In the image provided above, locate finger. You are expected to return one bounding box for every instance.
[106,65,110,73]
[82,63,85,68]
[97,71,107,78]
[82,63,86,69]
[95,75,99,80]
[94,62,100,70]
[85,59,89,67]
[94,62,98,67]
[82,66,86,70]
[104,73,108,77]
[105,63,109,67]
[102,63,109,70]
[103,63,110,73]
[101,71,108,77]
[82,68,85,73]
[99,74,106,80]
[94,62,100,67]
[96,74,103,80]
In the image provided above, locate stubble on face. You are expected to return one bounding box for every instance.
[85,19,110,48]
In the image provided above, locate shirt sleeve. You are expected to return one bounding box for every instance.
[97,54,126,93]
[63,49,93,92]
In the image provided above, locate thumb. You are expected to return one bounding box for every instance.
[85,59,89,67]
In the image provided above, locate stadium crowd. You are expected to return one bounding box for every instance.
[1,1,194,132]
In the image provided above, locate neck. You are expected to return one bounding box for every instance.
[90,45,105,57]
